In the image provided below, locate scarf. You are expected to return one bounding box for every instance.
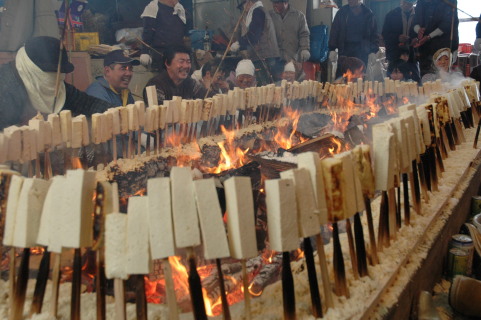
[141,0,186,24]
[15,47,66,114]
[245,1,263,30]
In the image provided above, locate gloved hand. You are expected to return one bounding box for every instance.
[474,38,481,54]
[299,49,311,62]
[368,52,377,65]
[230,41,240,53]
[140,54,152,67]
[413,35,430,48]
[329,50,338,63]
[417,27,425,40]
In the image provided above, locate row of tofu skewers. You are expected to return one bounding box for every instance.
[2,77,481,319]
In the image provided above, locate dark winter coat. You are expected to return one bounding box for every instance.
[382,7,417,63]
[328,4,379,61]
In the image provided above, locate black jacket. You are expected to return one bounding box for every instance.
[382,7,417,63]
[0,62,112,131]
[329,4,379,58]
[413,0,459,53]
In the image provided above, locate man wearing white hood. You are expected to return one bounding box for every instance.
[234,59,257,89]
[139,0,190,70]
[0,36,112,130]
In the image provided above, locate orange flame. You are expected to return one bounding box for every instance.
[274,107,302,150]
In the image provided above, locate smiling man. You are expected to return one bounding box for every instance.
[143,45,207,104]
[86,50,139,107]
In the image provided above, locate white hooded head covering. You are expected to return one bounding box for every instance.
[235,59,255,76]
[284,61,295,73]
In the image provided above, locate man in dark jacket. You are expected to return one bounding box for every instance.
[139,0,190,70]
[382,0,417,65]
[86,50,139,107]
[411,0,459,76]
[231,0,281,83]
[328,0,379,67]
[143,46,207,105]
[0,36,112,131]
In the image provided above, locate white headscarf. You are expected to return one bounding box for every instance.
[15,47,66,114]
[236,59,255,76]
[141,0,186,24]
[245,1,263,29]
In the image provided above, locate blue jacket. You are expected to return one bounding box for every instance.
[86,76,134,107]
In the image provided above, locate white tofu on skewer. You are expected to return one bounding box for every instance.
[0,134,8,164]
[147,178,175,259]
[280,168,320,238]
[224,176,257,259]
[170,167,201,248]
[265,178,299,252]
[47,114,63,147]
[59,110,72,146]
[105,213,128,280]
[193,178,230,260]
[4,126,21,162]
[372,124,397,191]
[13,178,50,248]
[2,175,24,246]
[126,196,152,275]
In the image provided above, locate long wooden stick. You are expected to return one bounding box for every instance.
[352,213,368,278]
[162,258,179,320]
[378,191,390,249]
[402,173,411,225]
[282,251,296,320]
[303,237,322,318]
[134,275,147,320]
[364,197,379,265]
[114,279,126,320]
[315,234,334,309]
[8,249,16,315]
[9,248,30,320]
[71,248,82,320]
[49,252,62,318]
[96,249,106,320]
[188,249,207,320]
[241,259,251,320]
[29,250,51,316]
[345,218,359,280]
[215,258,231,320]
[388,188,397,241]
[332,222,349,298]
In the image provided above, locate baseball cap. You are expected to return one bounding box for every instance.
[24,36,75,74]
[104,50,140,67]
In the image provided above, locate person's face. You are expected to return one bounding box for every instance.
[389,68,404,81]
[400,53,409,62]
[104,63,134,91]
[348,0,361,8]
[282,71,296,82]
[436,55,450,72]
[400,0,414,12]
[209,71,227,91]
[236,74,255,89]
[166,53,191,84]
[273,1,289,14]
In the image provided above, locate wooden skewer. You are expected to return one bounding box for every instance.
[71,248,82,320]
[282,251,296,320]
[315,234,334,308]
[29,249,50,316]
[345,218,359,280]
[121,134,127,159]
[134,274,148,320]
[410,160,422,214]
[162,258,179,320]
[417,159,430,204]
[388,188,397,241]
[112,134,118,163]
[378,191,390,249]
[474,118,481,148]
[303,237,322,318]
[364,197,379,265]
[396,186,401,229]
[8,249,16,315]
[215,258,231,320]
[49,252,62,318]
[450,121,460,145]
[96,249,106,320]
[127,132,133,158]
[332,222,349,298]
[9,248,30,320]
[188,248,208,320]
[114,279,126,320]
[353,213,368,277]
[241,259,251,320]
[402,173,411,225]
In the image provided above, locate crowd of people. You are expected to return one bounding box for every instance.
[0,0,475,133]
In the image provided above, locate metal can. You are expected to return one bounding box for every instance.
[448,248,469,278]
[450,234,474,276]
[472,196,481,216]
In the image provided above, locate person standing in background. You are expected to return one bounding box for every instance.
[473,14,481,54]
[139,0,190,71]
[269,0,310,65]
[411,0,459,76]
[382,0,417,65]
[328,0,379,70]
